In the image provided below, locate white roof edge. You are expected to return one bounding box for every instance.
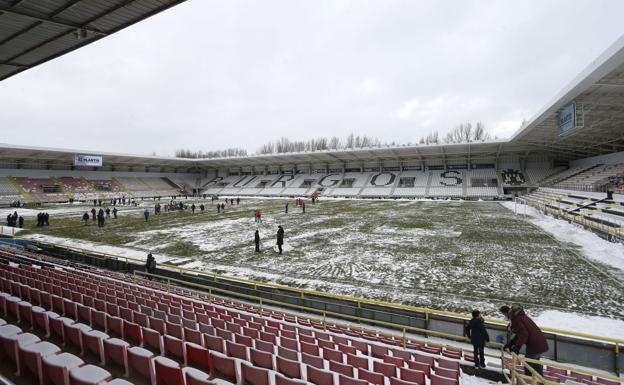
[0,142,195,163]
[509,33,624,141]
[0,139,510,166]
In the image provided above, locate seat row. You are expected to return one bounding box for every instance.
[0,262,464,384]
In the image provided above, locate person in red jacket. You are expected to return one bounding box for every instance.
[504,304,549,376]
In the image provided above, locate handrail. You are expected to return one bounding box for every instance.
[33,240,624,347]
[501,351,623,384]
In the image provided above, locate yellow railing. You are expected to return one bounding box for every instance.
[34,240,624,349]
[134,269,501,358]
[502,352,624,385]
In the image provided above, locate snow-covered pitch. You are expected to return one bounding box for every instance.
[16,197,624,333]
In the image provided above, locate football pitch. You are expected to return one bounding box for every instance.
[19,198,624,319]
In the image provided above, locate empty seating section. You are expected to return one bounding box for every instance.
[58,177,98,201]
[429,171,463,197]
[0,177,21,204]
[524,188,624,230]
[281,174,318,196]
[116,178,156,197]
[0,247,477,385]
[466,170,498,197]
[393,171,428,197]
[140,178,182,197]
[13,177,68,203]
[86,179,126,199]
[326,173,371,197]
[554,163,624,191]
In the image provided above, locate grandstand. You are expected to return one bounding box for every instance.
[1,1,624,385]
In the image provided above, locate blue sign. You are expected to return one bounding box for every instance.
[557,103,576,136]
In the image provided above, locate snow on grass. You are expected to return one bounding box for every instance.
[500,201,624,271]
[20,198,624,321]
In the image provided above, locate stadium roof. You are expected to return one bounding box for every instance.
[510,34,624,159]
[0,0,186,81]
[0,143,196,169]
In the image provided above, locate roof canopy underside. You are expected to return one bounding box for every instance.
[0,0,186,81]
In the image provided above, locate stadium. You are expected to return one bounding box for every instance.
[0,2,623,385]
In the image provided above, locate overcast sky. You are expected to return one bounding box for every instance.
[1,0,623,156]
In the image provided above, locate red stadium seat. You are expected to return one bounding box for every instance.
[390,377,421,385]
[407,360,431,376]
[103,337,129,374]
[438,359,460,371]
[209,351,237,382]
[154,356,184,385]
[276,355,302,379]
[68,364,112,385]
[19,341,61,385]
[358,368,385,385]
[307,365,335,385]
[401,367,427,384]
[127,346,155,384]
[329,360,354,377]
[41,352,84,385]
[275,373,308,385]
[142,327,162,354]
[374,360,397,377]
[241,361,271,385]
[302,351,324,369]
[338,374,368,385]
[122,320,142,345]
[185,342,210,372]
[435,367,459,380]
[346,353,368,370]
[226,339,248,360]
[250,347,274,369]
[203,334,224,353]
[183,367,215,385]
[278,346,299,361]
[431,374,458,385]
[163,335,185,361]
[81,329,108,364]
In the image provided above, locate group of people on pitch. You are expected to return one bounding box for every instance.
[467,304,548,375]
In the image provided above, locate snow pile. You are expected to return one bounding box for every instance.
[500,201,624,271]
[535,310,624,340]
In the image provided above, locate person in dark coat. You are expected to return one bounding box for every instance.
[200,204,205,212]
[191,204,196,213]
[18,216,24,228]
[236,197,240,205]
[221,203,225,211]
[254,230,261,253]
[83,212,90,224]
[112,207,118,219]
[285,202,288,213]
[217,204,221,213]
[466,310,489,368]
[144,209,150,222]
[91,208,97,221]
[105,208,111,219]
[504,304,549,376]
[145,253,156,280]
[276,225,284,254]
[302,202,305,214]
[43,212,49,226]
